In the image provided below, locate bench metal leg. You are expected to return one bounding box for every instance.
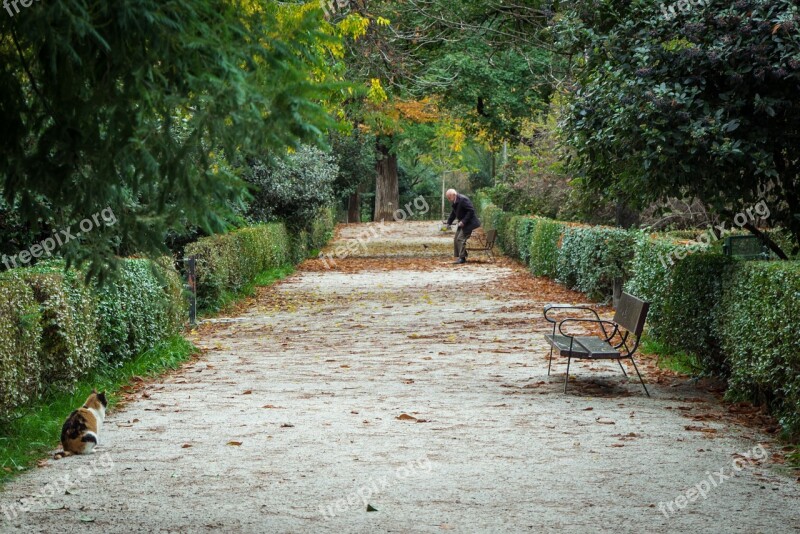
[617,360,628,377]
[628,356,650,397]
[564,356,571,394]
[547,325,556,376]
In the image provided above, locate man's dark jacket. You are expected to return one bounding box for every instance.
[446,194,481,232]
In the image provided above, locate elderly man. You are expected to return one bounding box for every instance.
[445,189,481,264]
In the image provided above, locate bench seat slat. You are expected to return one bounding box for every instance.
[544,334,621,358]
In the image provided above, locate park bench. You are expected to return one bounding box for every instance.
[543,293,650,396]
[465,229,497,262]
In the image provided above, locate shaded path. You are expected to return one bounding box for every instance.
[1,222,798,533]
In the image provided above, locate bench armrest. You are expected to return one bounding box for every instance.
[557,318,619,342]
[543,304,602,325]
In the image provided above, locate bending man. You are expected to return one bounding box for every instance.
[445,189,481,264]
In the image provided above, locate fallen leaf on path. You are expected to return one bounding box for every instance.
[396,413,417,421]
[684,425,717,433]
[262,405,283,409]
[583,407,594,411]
[37,459,49,468]
[242,390,252,395]
[227,441,243,446]
[366,504,378,512]
[595,417,615,425]
[181,444,192,449]
[79,516,95,523]
[281,423,295,428]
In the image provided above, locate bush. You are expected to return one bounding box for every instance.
[0,279,42,420]
[95,259,186,363]
[528,219,565,278]
[625,235,685,338]
[5,263,99,391]
[557,227,636,301]
[186,224,292,309]
[720,261,800,438]
[515,217,539,265]
[660,254,735,374]
[480,204,503,231]
[245,145,338,230]
[310,207,336,250]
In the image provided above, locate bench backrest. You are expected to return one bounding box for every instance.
[485,229,497,248]
[613,293,649,337]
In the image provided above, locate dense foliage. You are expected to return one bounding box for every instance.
[245,145,338,230]
[0,259,185,420]
[0,1,341,276]
[559,0,800,255]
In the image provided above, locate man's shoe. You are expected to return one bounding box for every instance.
[453,258,466,264]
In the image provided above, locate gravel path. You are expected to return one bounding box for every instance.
[1,221,798,533]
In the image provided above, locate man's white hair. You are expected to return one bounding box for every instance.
[446,189,457,198]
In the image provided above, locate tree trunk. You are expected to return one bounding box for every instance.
[347,193,360,223]
[374,139,399,222]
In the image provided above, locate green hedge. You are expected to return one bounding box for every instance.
[475,198,800,437]
[660,254,735,374]
[720,261,800,437]
[515,217,539,265]
[186,223,292,309]
[528,219,564,278]
[0,257,185,420]
[556,227,636,301]
[0,280,42,420]
[6,264,99,389]
[186,211,335,310]
[625,235,685,338]
[95,258,185,363]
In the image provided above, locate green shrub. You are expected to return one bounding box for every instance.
[0,280,42,420]
[515,217,539,265]
[502,216,523,259]
[6,263,99,391]
[310,207,336,249]
[95,259,185,363]
[660,254,735,374]
[492,210,512,252]
[186,223,292,309]
[480,204,503,231]
[719,261,800,438]
[625,234,686,337]
[529,219,565,278]
[557,226,636,301]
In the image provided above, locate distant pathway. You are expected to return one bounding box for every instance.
[1,221,798,533]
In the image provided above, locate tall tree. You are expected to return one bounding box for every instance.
[559,0,800,255]
[0,0,341,276]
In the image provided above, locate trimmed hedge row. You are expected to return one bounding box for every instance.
[478,200,800,437]
[482,208,636,302]
[720,262,800,435]
[557,227,636,301]
[186,209,335,310]
[0,259,185,420]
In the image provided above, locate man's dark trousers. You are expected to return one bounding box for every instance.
[455,227,472,260]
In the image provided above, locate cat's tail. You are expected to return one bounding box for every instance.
[53,450,74,460]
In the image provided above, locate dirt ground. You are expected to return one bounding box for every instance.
[1,221,798,533]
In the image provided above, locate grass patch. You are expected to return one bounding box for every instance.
[0,335,195,485]
[640,335,704,376]
[202,264,296,316]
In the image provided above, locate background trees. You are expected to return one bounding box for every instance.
[0,1,342,275]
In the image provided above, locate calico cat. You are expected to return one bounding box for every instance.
[55,390,107,459]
